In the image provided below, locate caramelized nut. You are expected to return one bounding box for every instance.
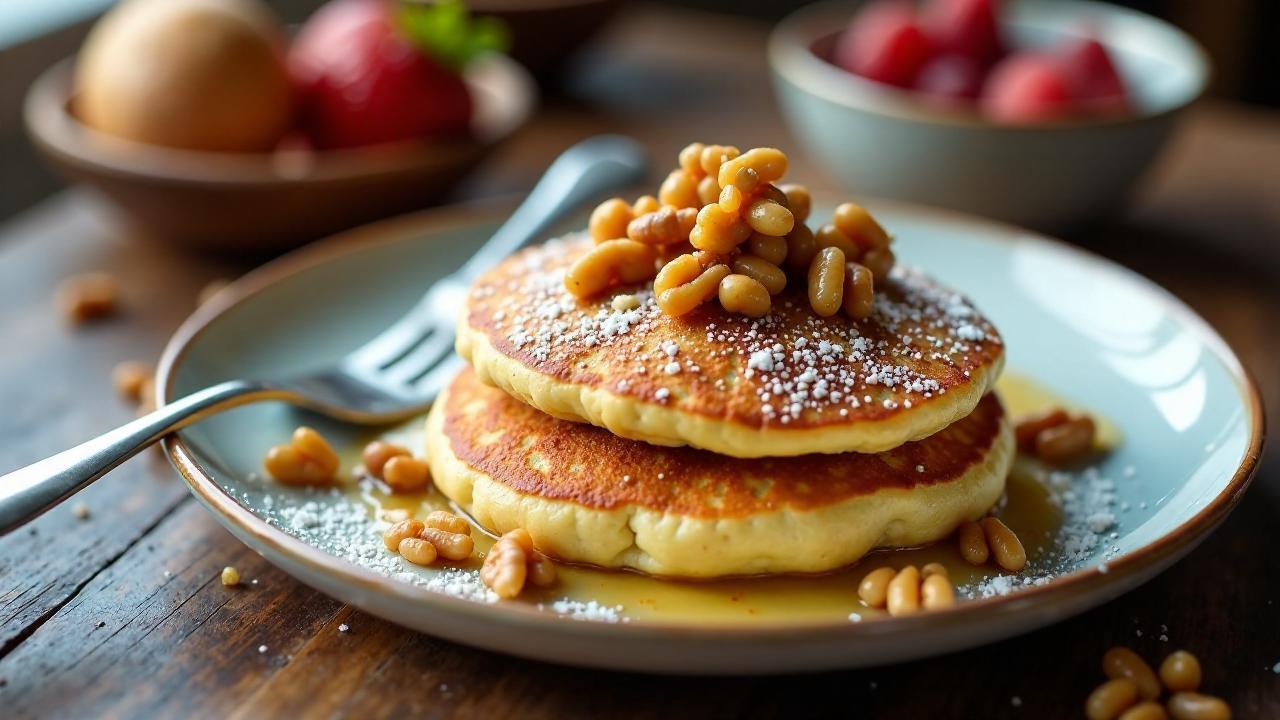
[886,565,921,616]
[1035,417,1096,465]
[1118,702,1168,720]
[628,206,697,246]
[362,440,410,479]
[527,553,558,587]
[1104,646,1162,700]
[731,166,760,194]
[920,562,948,579]
[857,566,895,609]
[691,203,752,253]
[1014,408,1070,451]
[588,198,634,243]
[815,223,861,260]
[744,199,795,237]
[418,527,474,561]
[291,427,340,475]
[398,537,438,566]
[747,232,788,266]
[717,274,771,318]
[264,427,340,486]
[678,142,706,177]
[843,262,875,320]
[481,530,529,599]
[981,516,1027,572]
[1166,693,1230,720]
[731,254,787,295]
[717,184,744,214]
[221,566,240,587]
[1159,651,1202,693]
[112,361,152,404]
[716,147,787,189]
[424,510,471,536]
[777,183,811,223]
[784,223,818,272]
[861,247,896,283]
[659,170,701,209]
[58,272,120,324]
[1087,679,1140,720]
[504,527,536,554]
[833,202,891,251]
[383,455,431,493]
[958,520,990,565]
[383,519,425,552]
[807,246,846,317]
[631,195,660,216]
[920,573,956,610]
[697,174,721,206]
[565,239,659,299]
[698,144,740,178]
[654,254,731,317]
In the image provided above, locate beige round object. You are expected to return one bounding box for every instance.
[425,368,1012,578]
[75,0,292,151]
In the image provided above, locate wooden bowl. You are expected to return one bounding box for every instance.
[24,55,536,253]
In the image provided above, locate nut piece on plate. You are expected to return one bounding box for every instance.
[57,272,120,324]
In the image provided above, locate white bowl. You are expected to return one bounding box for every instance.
[769,0,1209,232]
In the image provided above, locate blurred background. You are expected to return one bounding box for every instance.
[1,0,1277,223]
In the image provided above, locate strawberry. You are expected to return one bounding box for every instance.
[834,0,933,88]
[913,54,984,103]
[289,0,505,149]
[981,52,1075,124]
[921,0,1005,68]
[1054,35,1130,115]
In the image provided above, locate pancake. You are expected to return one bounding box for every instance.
[458,234,1005,457]
[426,368,1013,578]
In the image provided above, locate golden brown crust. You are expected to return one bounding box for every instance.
[459,234,1004,456]
[440,368,1006,519]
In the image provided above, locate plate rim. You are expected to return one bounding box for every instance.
[156,197,1265,643]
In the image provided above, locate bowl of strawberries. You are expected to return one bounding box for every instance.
[768,0,1208,231]
[25,0,535,252]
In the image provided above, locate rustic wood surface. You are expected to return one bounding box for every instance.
[2,6,1278,718]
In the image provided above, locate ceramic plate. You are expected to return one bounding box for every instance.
[157,199,1262,674]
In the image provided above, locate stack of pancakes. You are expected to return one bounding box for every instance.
[425,234,1011,578]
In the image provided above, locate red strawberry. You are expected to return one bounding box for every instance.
[914,54,984,103]
[981,52,1075,124]
[922,0,1005,68]
[289,0,472,149]
[834,0,933,88]
[1055,35,1130,115]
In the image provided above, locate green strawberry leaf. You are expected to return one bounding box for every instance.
[397,0,510,70]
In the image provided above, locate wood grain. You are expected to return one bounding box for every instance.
[1,5,1278,718]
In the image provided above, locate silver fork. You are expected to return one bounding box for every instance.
[0,135,649,535]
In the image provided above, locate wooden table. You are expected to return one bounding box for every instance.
[2,6,1278,717]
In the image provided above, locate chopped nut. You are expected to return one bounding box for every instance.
[221,566,241,586]
[112,361,152,404]
[57,272,120,324]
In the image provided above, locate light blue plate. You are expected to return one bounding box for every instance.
[158,199,1262,674]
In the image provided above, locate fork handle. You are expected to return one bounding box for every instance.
[0,379,279,536]
[456,135,650,282]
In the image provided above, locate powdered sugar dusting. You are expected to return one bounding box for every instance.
[964,464,1124,599]
[469,234,1003,426]
[239,482,626,621]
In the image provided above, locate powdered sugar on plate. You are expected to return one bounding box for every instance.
[241,482,628,621]
[964,463,1123,599]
